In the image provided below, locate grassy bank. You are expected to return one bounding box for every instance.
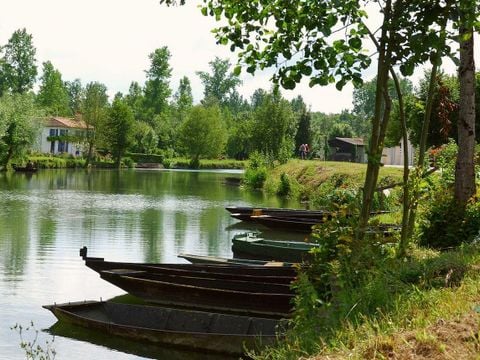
[253,244,480,360]
[256,160,404,208]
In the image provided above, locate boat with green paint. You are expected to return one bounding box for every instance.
[231,233,318,263]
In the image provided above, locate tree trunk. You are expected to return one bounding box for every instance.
[390,70,409,256]
[455,19,476,208]
[406,63,438,239]
[358,0,392,238]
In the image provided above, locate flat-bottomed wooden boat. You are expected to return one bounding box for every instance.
[99,269,294,318]
[43,300,283,355]
[232,233,318,262]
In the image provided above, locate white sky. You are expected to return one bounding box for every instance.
[0,0,478,113]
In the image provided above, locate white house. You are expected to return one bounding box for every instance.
[36,116,91,156]
[382,137,415,166]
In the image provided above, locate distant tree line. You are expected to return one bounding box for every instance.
[0,28,477,170]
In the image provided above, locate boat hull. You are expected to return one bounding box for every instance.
[100,270,293,318]
[44,301,282,355]
[232,234,318,263]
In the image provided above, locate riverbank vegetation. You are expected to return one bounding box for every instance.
[157,1,480,360]
[1,0,479,359]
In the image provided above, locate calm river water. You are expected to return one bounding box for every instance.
[0,169,304,360]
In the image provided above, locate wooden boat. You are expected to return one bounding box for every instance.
[227,206,390,223]
[178,253,294,267]
[226,206,330,220]
[231,233,318,262]
[43,300,283,355]
[99,269,294,318]
[251,215,321,232]
[46,321,230,360]
[80,247,296,283]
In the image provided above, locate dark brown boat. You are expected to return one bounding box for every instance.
[80,247,296,284]
[178,253,294,267]
[99,269,294,318]
[43,300,284,355]
[226,206,330,220]
[251,215,321,232]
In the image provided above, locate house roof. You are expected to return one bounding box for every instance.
[334,137,365,146]
[44,116,90,129]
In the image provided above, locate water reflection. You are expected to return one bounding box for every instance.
[0,168,301,359]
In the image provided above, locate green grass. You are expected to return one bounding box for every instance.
[260,160,404,209]
[253,244,480,360]
[165,157,246,169]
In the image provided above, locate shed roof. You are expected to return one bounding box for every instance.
[334,137,365,146]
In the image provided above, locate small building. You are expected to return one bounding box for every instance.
[328,137,366,163]
[382,138,415,166]
[36,116,91,156]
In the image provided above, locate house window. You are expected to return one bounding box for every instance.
[49,128,58,136]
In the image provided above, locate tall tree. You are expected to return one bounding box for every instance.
[197,57,241,107]
[173,76,193,122]
[82,82,109,166]
[103,97,135,168]
[65,79,84,115]
[143,47,172,121]
[161,0,460,240]
[179,104,227,166]
[250,89,297,163]
[1,29,37,94]
[455,0,477,207]
[36,61,70,116]
[125,81,145,120]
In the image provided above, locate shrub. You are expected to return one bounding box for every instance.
[244,151,269,189]
[277,173,291,196]
[419,189,480,249]
[189,157,200,169]
[121,157,135,168]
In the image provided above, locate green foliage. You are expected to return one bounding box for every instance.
[0,93,40,167]
[29,155,85,169]
[65,79,84,115]
[131,121,158,154]
[1,28,38,94]
[277,173,292,197]
[419,189,480,249]
[143,47,172,119]
[406,71,460,148]
[126,152,163,164]
[310,174,360,211]
[103,97,135,168]
[243,151,268,189]
[199,1,371,91]
[226,112,253,159]
[172,76,193,122]
[433,139,458,185]
[250,89,296,163]
[121,156,135,168]
[196,57,241,108]
[178,104,227,162]
[36,61,70,116]
[12,322,56,359]
[82,82,109,164]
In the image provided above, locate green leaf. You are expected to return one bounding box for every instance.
[233,66,242,76]
[348,37,362,50]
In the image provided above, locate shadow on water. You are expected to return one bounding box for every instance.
[45,322,236,360]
